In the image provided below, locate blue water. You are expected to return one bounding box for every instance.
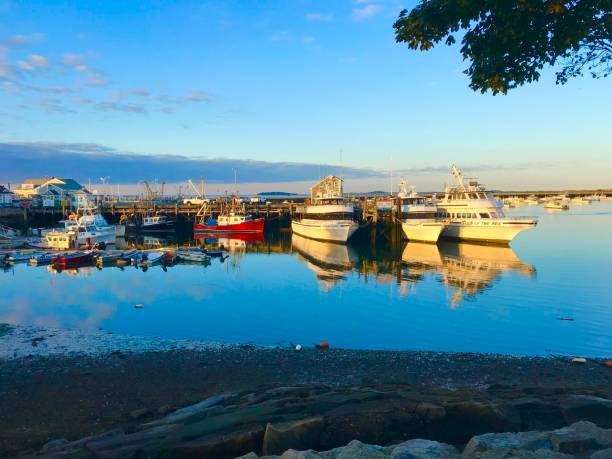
[1,202,611,357]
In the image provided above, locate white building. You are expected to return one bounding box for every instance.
[0,185,15,207]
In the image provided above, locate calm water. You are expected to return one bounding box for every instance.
[1,202,611,357]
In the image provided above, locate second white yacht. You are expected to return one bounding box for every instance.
[437,166,537,244]
[397,178,443,243]
[291,176,358,243]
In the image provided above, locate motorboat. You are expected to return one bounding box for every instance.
[135,251,164,267]
[291,175,358,243]
[397,178,443,243]
[29,253,57,266]
[177,249,211,263]
[94,249,138,265]
[544,197,570,210]
[436,166,537,244]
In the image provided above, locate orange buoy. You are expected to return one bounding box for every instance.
[316,341,330,350]
[605,361,612,368]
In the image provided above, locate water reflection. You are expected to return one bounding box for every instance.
[291,233,359,291]
[402,242,535,308]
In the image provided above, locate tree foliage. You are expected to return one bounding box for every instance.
[393,0,611,94]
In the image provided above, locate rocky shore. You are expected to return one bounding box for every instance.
[1,324,611,457]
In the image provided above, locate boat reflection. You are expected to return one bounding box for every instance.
[291,233,359,291]
[402,241,535,308]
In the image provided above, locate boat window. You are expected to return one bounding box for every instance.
[480,212,489,218]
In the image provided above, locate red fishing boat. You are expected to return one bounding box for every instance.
[52,251,93,265]
[193,213,264,233]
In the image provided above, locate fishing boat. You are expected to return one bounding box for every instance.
[193,198,264,233]
[397,178,443,243]
[571,196,590,205]
[291,176,358,243]
[29,253,57,266]
[6,251,47,263]
[436,166,537,244]
[177,249,211,263]
[52,251,93,265]
[127,214,175,232]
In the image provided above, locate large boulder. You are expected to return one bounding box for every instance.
[511,398,565,431]
[390,439,458,458]
[567,421,612,448]
[429,402,521,444]
[262,417,325,455]
[560,396,612,428]
[319,439,391,459]
[462,431,552,457]
[591,447,612,459]
[550,426,597,455]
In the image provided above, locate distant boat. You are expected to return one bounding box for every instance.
[291,176,358,243]
[544,199,570,210]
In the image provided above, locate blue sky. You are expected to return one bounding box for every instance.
[0,0,610,191]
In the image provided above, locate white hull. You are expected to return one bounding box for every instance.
[440,220,535,244]
[400,220,443,243]
[77,231,116,247]
[291,220,358,243]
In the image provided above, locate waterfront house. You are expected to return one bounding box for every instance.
[0,185,15,207]
[14,177,90,208]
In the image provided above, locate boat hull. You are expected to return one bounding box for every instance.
[291,220,359,243]
[440,220,536,244]
[400,220,444,243]
[194,219,264,233]
[52,253,92,265]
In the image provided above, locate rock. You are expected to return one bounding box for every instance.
[561,395,612,428]
[568,421,612,448]
[511,398,565,430]
[319,439,390,459]
[263,417,325,455]
[157,404,173,415]
[170,424,265,458]
[550,426,597,454]
[320,398,421,448]
[141,393,238,427]
[391,439,457,458]
[130,408,153,420]
[431,401,521,444]
[591,447,612,459]
[462,431,552,456]
[235,453,261,459]
[41,438,69,451]
[415,403,446,422]
[280,450,325,459]
[478,450,573,458]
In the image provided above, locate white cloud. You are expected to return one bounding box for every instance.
[29,54,48,68]
[352,3,383,20]
[271,30,290,42]
[302,36,315,44]
[305,12,333,22]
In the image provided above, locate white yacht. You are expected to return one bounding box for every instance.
[437,166,537,244]
[291,176,358,243]
[397,178,443,243]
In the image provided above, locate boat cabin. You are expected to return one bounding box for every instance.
[46,231,76,249]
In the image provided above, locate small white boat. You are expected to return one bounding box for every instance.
[7,251,47,263]
[177,250,211,263]
[29,253,57,266]
[544,198,570,210]
[95,249,138,265]
[397,179,443,243]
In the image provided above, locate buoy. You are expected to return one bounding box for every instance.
[316,341,330,350]
[135,304,143,309]
[604,360,612,368]
[571,357,587,364]
[295,344,302,351]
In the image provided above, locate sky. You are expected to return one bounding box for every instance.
[0,0,611,193]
